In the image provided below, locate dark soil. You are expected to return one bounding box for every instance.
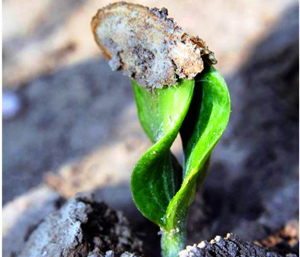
[18,193,143,257]
[3,61,133,204]
[15,195,297,257]
[179,234,297,257]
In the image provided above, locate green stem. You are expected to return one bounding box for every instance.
[161,227,186,257]
[161,158,210,257]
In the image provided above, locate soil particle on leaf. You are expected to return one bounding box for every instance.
[18,193,143,257]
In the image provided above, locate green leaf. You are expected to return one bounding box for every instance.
[165,64,231,232]
[131,79,194,227]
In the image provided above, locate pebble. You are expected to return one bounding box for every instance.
[3,91,22,120]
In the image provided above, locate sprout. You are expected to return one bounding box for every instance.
[92,2,230,257]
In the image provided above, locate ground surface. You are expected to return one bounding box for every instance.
[3,1,299,257]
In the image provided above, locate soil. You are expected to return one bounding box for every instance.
[18,193,143,257]
[179,234,297,257]
[11,194,298,257]
[3,60,134,203]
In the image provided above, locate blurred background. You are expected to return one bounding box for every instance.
[3,0,299,256]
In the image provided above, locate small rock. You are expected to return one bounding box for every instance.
[3,91,22,120]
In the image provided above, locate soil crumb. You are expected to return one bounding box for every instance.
[18,193,143,257]
[179,233,297,257]
[91,2,216,88]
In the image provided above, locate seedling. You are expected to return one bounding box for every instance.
[92,3,230,257]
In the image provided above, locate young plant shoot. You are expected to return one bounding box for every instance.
[92,3,231,257]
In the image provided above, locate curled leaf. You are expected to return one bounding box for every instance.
[165,64,231,232]
[131,79,194,226]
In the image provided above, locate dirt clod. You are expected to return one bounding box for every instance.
[18,193,143,257]
[179,234,297,257]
